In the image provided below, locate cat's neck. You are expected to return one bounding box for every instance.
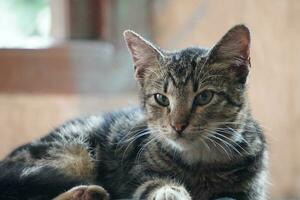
[152,132,249,166]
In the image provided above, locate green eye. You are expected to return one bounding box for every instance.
[195,90,214,106]
[154,93,170,107]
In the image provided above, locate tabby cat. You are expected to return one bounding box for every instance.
[0,25,267,200]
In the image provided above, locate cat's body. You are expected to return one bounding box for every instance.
[0,25,268,200]
[1,108,266,200]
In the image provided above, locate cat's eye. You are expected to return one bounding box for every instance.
[195,90,214,106]
[154,93,170,107]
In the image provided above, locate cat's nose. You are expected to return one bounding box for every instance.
[171,122,189,134]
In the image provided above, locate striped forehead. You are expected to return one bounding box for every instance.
[163,56,207,92]
[160,47,210,93]
[163,67,198,93]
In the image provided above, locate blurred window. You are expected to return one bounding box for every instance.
[0,0,151,94]
[0,0,51,48]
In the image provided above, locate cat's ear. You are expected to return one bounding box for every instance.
[209,24,250,61]
[208,25,251,84]
[123,30,164,80]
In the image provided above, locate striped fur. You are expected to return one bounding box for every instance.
[0,25,267,200]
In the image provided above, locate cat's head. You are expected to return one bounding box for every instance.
[124,25,251,160]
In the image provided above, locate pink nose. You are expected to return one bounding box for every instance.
[171,122,188,134]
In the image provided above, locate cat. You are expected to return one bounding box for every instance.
[0,24,267,200]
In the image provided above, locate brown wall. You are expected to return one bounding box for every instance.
[152,0,300,198]
[0,48,74,94]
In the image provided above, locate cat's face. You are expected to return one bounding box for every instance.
[124,25,251,154]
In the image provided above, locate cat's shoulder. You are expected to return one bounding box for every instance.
[51,106,143,133]
[23,106,143,145]
[100,106,145,131]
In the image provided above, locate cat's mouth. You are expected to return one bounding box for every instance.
[150,126,196,148]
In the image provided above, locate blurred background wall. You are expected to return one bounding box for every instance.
[0,0,299,199]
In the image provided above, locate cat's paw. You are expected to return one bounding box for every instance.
[54,185,109,200]
[70,185,109,200]
[149,185,191,200]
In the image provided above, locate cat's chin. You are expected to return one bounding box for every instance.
[164,136,227,164]
[164,136,195,152]
[162,138,183,151]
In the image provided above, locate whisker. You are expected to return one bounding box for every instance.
[198,137,210,151]
[203,135,231,159]
[217,127,251,146]
[214,132,249,154]
[136,136,157,165]
[209,134,243,156]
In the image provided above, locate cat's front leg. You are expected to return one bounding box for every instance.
[133,179,191,200]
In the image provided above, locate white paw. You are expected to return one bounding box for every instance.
[150,185,191,200]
